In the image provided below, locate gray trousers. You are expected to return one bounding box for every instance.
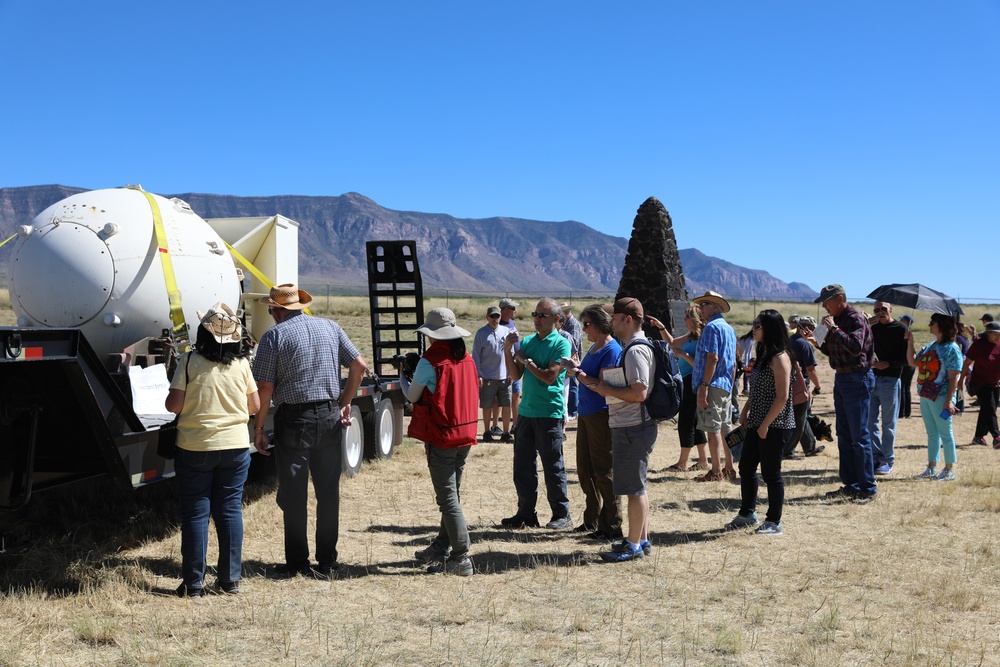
[783,401,817,456]
[426,444,471,559]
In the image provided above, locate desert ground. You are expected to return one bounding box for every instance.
[1,298,998,666]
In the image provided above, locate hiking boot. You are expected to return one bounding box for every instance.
[934,468,956,481]
[500,431,513,443]
[825,486,854,500]
[272,563,312,578]
[428,556,474,576]
[573,523,598,533]
[175,583,203,598]
[311,563,338,580]
[490,426,503,437]
[915,466,938,479]
[483,431,495,443]
[500,513,539,529]
[805,445,826,457]
[217,580,240,595]
[725,512,759,531]
[546,516,573,530]
[599,540,644,563]
[972,436,987,446]
[414,542,451,562]
[852,492,876,505]
[755,521,783,535]
[874,463,893,476]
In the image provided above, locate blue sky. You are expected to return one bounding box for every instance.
[2,1,997,302]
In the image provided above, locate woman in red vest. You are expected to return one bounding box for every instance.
[400,308,480,576]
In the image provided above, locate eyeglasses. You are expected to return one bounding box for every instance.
[873,307,888,314]
[531,312,552,318]
[488,313,501,319]
[267,307,274,315]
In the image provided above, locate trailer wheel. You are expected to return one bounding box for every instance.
[342,405,364,477]
[363,399,395,460]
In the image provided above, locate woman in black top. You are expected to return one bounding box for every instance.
[726,309,795,536]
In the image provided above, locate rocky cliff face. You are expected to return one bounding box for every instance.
[0,185,816,299]
[679,248,818,301]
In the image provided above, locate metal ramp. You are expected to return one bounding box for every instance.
[366,241,425,378]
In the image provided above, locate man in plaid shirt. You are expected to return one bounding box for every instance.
[804,284,877,504]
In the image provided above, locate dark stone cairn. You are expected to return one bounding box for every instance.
[615,196,688,336]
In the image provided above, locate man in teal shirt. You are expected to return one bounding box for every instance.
[501,298,573,529]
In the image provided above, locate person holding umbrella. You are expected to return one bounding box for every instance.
[905,313,963,481]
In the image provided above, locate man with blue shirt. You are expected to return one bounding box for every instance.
[501,298,573,530]
[692,291,738,482]
[472,306,511,442]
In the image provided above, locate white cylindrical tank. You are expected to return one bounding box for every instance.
[8,187,242,358]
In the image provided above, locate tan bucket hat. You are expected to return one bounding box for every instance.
[196,302,242,343]
[416,308,472,340]
[259,283,313,310]
[693,290,731,314]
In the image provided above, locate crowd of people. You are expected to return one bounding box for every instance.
[165,283,1000,592]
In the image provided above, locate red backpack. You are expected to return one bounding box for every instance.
[407,343,479,448]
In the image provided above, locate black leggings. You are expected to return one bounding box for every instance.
[678,374,707,448]
[974,385,1000,439]
[738,427,790,524]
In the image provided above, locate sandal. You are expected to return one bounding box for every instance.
[723,468,737,480]
[666,464,685,472]
[687,463,708,472]
[695,470,725,482]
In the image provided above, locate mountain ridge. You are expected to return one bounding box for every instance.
[0,185,817,300]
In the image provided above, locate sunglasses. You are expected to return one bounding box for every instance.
[488,313,501,319]
[581,320,592,328]
[873,307,888,314]
[752,321,761,329]
[697,301,714,308]
[531,312,552,318]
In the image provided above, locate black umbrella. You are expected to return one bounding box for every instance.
[866,283,964,316]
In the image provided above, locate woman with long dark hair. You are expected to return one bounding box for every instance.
[726,309,795,536]
[401,308,479,576]
[166,303,259,597]
[906,312,962,480]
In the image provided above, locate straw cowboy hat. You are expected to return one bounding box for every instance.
[416,308,472,340]
[259,283,313,310]
[196,302,242,344]
[693,290,731,314]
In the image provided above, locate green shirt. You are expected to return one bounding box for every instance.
[518,330,571,419]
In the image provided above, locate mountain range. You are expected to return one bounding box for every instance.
[0,185,818,300]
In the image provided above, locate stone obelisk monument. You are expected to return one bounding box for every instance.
[615,196,688,336]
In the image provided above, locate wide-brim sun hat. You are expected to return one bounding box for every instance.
[196,302,242,344]
[259,283,313,310]
[416,307,471,340]
[693,290,731,314]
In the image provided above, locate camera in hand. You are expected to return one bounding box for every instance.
[392,352,421,380]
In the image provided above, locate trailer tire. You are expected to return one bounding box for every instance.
[363,399,395,460]
[342,405,364,477]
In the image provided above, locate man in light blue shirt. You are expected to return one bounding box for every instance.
[472,306,512,441]
[692,291,738,482]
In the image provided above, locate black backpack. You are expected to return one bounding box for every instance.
[620,338,684,421]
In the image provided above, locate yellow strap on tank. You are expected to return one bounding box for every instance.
[223,241,311,316]
[127,185,189,350]
[0,233,17,249]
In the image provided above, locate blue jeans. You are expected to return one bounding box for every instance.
[425,444,471,558]
[833,369,876,496]
[274,400,343,569]
[175,447,251,590]
[868,376,901,467]
[567,375,579,417]
[512,417,570,520]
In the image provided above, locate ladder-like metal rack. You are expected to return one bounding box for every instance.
[366,240,425,378]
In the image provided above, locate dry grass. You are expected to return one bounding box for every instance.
[3,303,1000,665]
